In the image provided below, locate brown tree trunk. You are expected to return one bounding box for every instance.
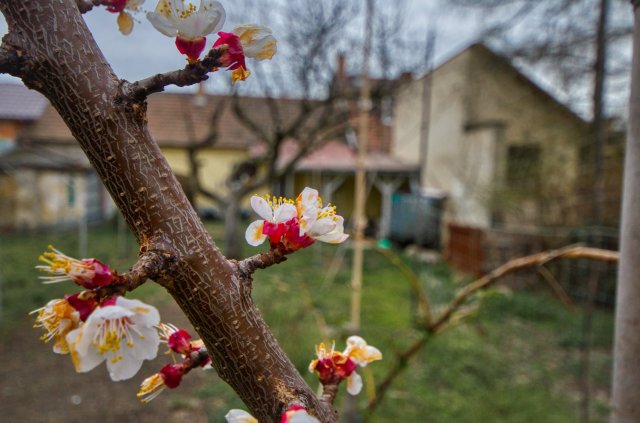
[610,3,640,422]
[0,1,336,421]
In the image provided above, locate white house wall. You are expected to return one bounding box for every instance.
[14,170,89,229]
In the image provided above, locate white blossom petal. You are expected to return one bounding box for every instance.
[273,203,297,223]
[146,11,177,37]
[245,220,267,246]
[314,216,348,244]
[67,326,104,373]
[106,352,144,381]
[65,298,160,381]
[225,409,258,423]
[251,196,274,220]
[232,24,277,60]
[147,0,225,39]
[346,371,363,395]
[289,412,321,423]
[307,216,337,237]
[344,335,382,366]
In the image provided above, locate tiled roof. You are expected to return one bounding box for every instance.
[0,83,48,121]
[0,144,91,172]
[21,92,332,149]
[276,140,420,173]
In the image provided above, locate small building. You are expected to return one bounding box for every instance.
[392,43,592,272]
[2,81,417,233]
[394,43,590,229]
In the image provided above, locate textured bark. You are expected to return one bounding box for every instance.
[611,4,640,422]
[0,1,336,421]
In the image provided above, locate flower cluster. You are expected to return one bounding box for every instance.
[309,336,382,395]
[226,405,320,423]
[37,246,114,289]
[137,324,210,402]
[213,24,277,83]
[32,248,161,382]
[147,0,276,80]
[147,0,226,62]
[245,187,348,251]
[105,0,145,35]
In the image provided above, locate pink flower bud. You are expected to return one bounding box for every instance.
[160,364,184,389]
[168,329,193,355]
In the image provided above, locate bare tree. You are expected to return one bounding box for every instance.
[180,0,355,259]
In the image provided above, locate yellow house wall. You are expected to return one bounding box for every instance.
[393,46,586,230]
[14,170,87,229]
[414,51,499,228]
[161,147,249,208]
[467,48,586,227]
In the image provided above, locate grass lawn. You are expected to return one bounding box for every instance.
[0,221,614,422]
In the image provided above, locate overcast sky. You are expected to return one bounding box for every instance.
[0,1,484,92]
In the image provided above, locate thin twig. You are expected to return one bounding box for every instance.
[236,245,291,277]
[320,383,340,406]
[91,250,175,299]
[123,47,226,102]
[363,335,430,421]
[76,0,110,13]
[363,245,619,422]
[537,265,575,309]
[184,346,212,373]
[375,247,433,327]
[430,245,618,332]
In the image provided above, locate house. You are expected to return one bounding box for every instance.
[0,83,48,150]
[392,43,594,273]
[1,78,417,233]
[394,43,590,231]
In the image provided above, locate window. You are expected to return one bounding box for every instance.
[506,144,541,191]
[67,175,76,206]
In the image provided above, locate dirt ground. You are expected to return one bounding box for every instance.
[1,302,215,423]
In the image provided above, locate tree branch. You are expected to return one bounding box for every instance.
[236,246,290,277]
[320,383,340,406]
[76,0,110,13]
[363,245,619,422]
[0,38,25,77]
[86,250,176,300]
[0,1,339,420]
[123,47,226,102]
[185,346,213,372]
[429,245,618,331]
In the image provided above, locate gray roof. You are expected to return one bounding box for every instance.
[0,144,90,172]
[0,83,48,121]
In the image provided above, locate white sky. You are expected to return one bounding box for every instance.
[0,1,484,91]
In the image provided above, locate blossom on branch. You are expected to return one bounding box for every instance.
[213,24,277,83]
[105,0,145,35]
[309,337,382,396]
[245,187,348,251]
[137,363,185,402]
[296,187,348,244]
[31,297,81,354]
[225,406,320,423]
[65,296,161,381]
[245,194,297,247]
[37,246,114,289]
[147,0,226,62]
[157,322,210,366]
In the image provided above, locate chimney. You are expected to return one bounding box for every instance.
[193,81,207,107]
